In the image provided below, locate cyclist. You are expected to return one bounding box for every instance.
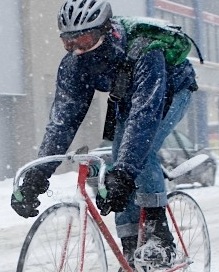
[11,0,199,269]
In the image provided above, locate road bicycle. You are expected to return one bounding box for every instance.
[13,146,211,272]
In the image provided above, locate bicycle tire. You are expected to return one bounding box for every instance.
[167,191,211,272]
[16,202,108,272]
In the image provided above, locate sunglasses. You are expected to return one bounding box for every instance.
[60,29,104,54]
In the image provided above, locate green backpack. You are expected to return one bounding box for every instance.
[103,17,202,141]
[115,16,203,65]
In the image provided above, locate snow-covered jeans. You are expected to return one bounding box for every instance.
[113,88,192,238]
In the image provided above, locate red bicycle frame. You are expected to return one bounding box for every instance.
[70,163,190,272]
[78,163,133,272]
[13,151,210,272]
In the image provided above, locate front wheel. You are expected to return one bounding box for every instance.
[167,191,211,272]
[17,202,108,272]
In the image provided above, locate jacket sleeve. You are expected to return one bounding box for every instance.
[114,49,167,178]
[37,55,95,176]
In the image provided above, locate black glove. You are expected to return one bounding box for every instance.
[11,169,50,218]
[96,168,136,216]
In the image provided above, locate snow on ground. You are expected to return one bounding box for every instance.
[0,166,219,271]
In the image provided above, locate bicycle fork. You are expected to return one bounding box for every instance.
[58,215,74,272]
[57,199,89,272]
[78,201,89,272]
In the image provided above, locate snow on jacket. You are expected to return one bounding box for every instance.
[38,18,197,178]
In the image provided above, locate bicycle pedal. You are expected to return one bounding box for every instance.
[134,259,176,271]
[134,260,156,272]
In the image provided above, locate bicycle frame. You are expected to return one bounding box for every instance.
[13,151,209,272]
[77,163,132,272]
[76,162,190,272]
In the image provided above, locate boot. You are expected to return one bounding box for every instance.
[118,235,138,271]
[134,207,176,269]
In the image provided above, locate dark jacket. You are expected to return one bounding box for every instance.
[38,18,197,178]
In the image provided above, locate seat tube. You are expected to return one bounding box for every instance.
[137,208,147,248]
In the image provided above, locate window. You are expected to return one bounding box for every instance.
[0,1,24,95]
[168,0,193,8]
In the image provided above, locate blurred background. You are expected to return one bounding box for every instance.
[1,0,219,179]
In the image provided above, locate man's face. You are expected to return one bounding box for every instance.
[60,29,105,55]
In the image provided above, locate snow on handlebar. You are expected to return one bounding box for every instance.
[13,151,107,195]
[162,153,209,180]
[13,147,209,199]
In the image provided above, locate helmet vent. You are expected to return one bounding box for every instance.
[81,12,88,25]
[61,14,67,26]
[68,5,74,19]
[74,12,82,25]
[89,0,96,9]
[88,9,100,22]
[79,0,87,9]
[63,2,67,10]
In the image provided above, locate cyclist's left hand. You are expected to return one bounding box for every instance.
[96,168,136,216]
[11,168,50,218]
[11,188,41,218]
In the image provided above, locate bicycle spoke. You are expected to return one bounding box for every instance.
[17,203,107,272]
[167,191,211,272]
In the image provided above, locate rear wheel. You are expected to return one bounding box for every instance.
[17,202,108,272]
[167,191,211,272]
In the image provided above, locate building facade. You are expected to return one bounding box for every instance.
[0,0,219,179]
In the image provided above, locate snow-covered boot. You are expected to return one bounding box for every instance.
[118,235,138,271]
[134,207,176,269]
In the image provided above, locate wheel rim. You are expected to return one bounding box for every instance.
[167,191,211,272]
[17,203,107,272]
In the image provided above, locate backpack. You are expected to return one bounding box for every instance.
[103,16,202,141]
[115,16,203,65]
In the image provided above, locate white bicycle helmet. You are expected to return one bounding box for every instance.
[58,0,112,33]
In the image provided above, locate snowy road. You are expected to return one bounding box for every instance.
[0,171,219,271]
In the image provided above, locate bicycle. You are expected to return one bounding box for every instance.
[13,146,211,272]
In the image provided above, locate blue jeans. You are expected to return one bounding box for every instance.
[112,88,192,238]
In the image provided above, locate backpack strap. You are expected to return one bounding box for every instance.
[103,62,133,141]
[183,33,204,64]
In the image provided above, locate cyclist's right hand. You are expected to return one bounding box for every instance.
[11,188,41,218]
[11,169,50,218]
[96,168,136,215]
